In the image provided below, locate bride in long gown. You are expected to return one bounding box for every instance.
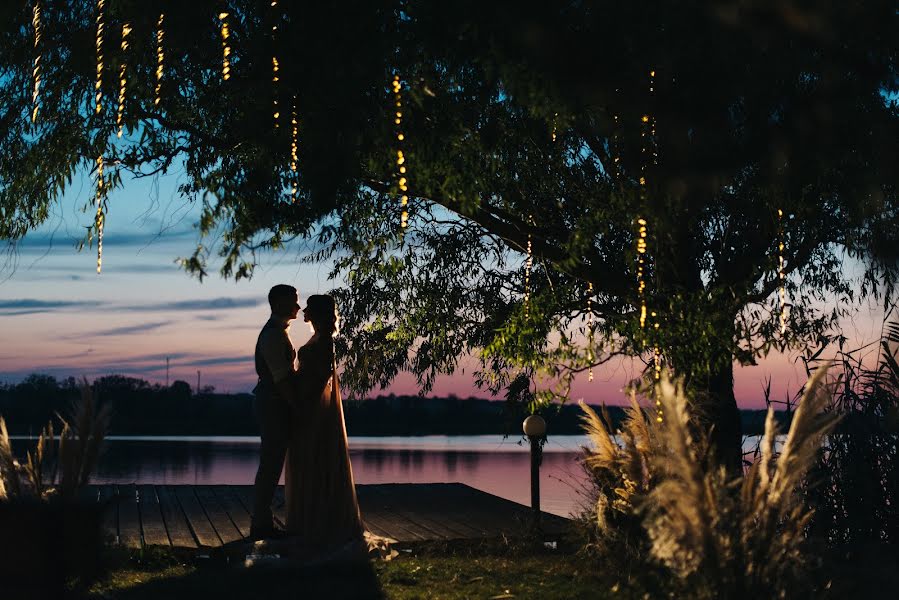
[284,294,380,559]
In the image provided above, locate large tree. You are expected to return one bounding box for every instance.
[1,1,897,469]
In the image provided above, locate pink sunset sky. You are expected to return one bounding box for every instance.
[0,171,889,408]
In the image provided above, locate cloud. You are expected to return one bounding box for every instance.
[0,299,93,309]
[178,355,253,367]
[0,296,260,317]
[90,321,174,337]
[128,297,261,312]
[13,227,197,250]
[0,299,93,316]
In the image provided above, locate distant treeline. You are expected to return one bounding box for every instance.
[0,374,789,437]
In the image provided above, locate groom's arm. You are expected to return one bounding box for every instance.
[260,329,297,401]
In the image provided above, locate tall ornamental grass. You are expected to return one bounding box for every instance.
[0,379,109,501]
[580,368,839,598]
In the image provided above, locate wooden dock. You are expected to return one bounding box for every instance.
[85,483,569,549]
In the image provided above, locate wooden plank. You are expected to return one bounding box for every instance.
[231,485,287,530]
[137,485,170,547]
[213,486,252,539]
[173,486,221,547]
[96,485,119,544]
[390,484,492,539]
[359,516,395,540]
[356,487,431,542]
[366,485,458,540]
[443,483,569,535]
[447,484,532,533]
[116,484,142,548]
[195,486,243,545]
[412,483,520,537]
[156,485,197,549]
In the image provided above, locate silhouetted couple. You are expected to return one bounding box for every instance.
[251,285,363,559]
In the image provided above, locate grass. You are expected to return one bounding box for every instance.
[83,540,636,600]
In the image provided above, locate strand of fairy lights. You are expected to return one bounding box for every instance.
[392,75,409,228]
[587,282,595,382]
[648,69,661,387]
[290,98,298,202]
[95,156,104,274]
[553,112,594,379]
[117,23,131,137]
[272,1,280,129]
[638,68,663,421]
[778,208,787,334]
[94,0,106,274]
[95,0,105,115]
[219,11,231,81]
[31,0,42,124]
[154,14,164,107]
[524,222,533,319]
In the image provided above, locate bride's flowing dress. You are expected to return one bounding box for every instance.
[285,336,364,552]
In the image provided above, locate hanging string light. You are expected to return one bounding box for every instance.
[272,1,279,129]
[587,282,595,382]
[95,0,105,115]
[154,13,164,107]
[30,0,42,124]
[93,0,106,274]
[637,68,663,422]
[219,11,231,81]
[95,155,104,274]
[392,75,409,228]
[272,57,280,128]
[778,208,787,334]
[117,23,131,138]
[524,222,533,320]
[290,97,298,202]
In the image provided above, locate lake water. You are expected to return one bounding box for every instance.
[10,434,766,517]
[12,435,592,517]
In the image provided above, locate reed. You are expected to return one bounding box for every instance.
[579,369,839,598]
[0,378,109,501]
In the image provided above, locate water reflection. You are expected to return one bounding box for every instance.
[9,434,771,517]
[11,437,588,517]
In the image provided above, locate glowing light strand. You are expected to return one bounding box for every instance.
[638,69,662,421]
[219,12,231,81]
[778,208,787,334]
[94,0,106,274]
[95,0,105,115]
[154,14,164,107]
[31,0,42,124]
[587,282,595,382]
[271,1,279,129]
[524,221,533,320]
[117,23,131,138]
[290,97,298,202]
[95,156,104,274]
[393,75,409,228]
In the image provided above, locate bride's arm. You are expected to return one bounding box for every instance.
[296,339,335,402]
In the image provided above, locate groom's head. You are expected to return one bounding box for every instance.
[268,284,299,320]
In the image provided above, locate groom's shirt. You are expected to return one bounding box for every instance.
[255,314,295,387]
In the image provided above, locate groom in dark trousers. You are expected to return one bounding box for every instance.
[250,284,299,540]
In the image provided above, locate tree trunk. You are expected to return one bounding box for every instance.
[699,359,744,474]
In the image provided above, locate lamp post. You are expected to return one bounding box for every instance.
[523,414,547,528]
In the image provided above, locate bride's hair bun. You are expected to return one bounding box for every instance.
[306,294,339,336]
